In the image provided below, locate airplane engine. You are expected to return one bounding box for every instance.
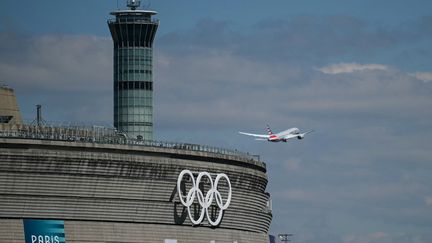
[297,135,304,140]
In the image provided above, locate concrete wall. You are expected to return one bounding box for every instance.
[0,86,22,124]
[0,138,272,243]
[0,219,270,243]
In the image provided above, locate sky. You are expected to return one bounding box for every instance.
[1,0,432,242]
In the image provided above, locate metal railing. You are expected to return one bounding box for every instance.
[0,123,262,165]
[107,18,159,24]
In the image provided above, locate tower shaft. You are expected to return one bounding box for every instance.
[108,4,158,140]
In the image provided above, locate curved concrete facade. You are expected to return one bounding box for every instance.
[0,138,272,243]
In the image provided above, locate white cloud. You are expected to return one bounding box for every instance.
[410,72,432,82]
[156,50,432,130]
[0,33,112,122]
[317,63,388,74]
[0,34,112,92]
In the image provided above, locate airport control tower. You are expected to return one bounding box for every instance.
[108,0,159,140]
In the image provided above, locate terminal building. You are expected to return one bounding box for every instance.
[0,1,273,243]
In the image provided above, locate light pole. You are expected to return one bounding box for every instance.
[278,233,293,243]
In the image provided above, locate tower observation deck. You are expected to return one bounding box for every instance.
[108,0,159,140]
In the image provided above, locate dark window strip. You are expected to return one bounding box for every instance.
[115,81,153,91]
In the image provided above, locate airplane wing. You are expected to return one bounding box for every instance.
[303,130,314,135]
[281,130,314,140]
[281,134,301,140]
[238,132,269,139]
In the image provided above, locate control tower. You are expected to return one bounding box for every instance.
[108,0,159,140]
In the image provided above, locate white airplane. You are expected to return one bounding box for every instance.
[239,125,313,142]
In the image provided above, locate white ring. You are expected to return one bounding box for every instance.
[177,169,232,226]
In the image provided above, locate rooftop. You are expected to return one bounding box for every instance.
[0,122,263,167]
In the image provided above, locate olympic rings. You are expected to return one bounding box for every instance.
[177,169,232,226]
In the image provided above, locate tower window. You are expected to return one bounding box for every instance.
[117,81,153,90]
[0,116,13,123]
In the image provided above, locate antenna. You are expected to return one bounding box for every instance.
[31,104,46,126]
[127,0,141,10]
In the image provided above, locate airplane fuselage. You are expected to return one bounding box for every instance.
[268,128,301,142]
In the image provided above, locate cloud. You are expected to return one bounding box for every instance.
[0,32,112,122]
[317,63,388,74]
[0,33,112,92]
[158,15,427,66]
[156,49,432,130]
[410,72,432,82]
[244,15,398,64]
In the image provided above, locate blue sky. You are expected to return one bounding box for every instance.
[1,1,432,243]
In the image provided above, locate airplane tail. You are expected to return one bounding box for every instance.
[266,124,274,135]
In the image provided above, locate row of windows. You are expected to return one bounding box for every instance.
[115,69,152,74]
[114,99,152,107]
[115,61,152,67]
[110,23,157,48]
[115,107,153,115]
[117,17,153,23]
[115,107,152,112]
[114,94,152,101]
[115,73,152,81]
[110,23,157,37]
[114,90,153,97]
[115,59,152,65]
[115,48,152,56]
[115,103,152,108]
[114,51,153,58]
[115,52,153,58]
[115,115,152,123]
[115,56,152,60]
[114,41,155,48]
[115,81,153,91]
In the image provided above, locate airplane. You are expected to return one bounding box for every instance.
[239,125,313,142]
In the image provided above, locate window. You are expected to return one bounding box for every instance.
[164,240,177,243]
[0,116,13,123]
[117,81,153,90]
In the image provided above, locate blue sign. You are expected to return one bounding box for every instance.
[23,219,66,243]
[269,235,276,243]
